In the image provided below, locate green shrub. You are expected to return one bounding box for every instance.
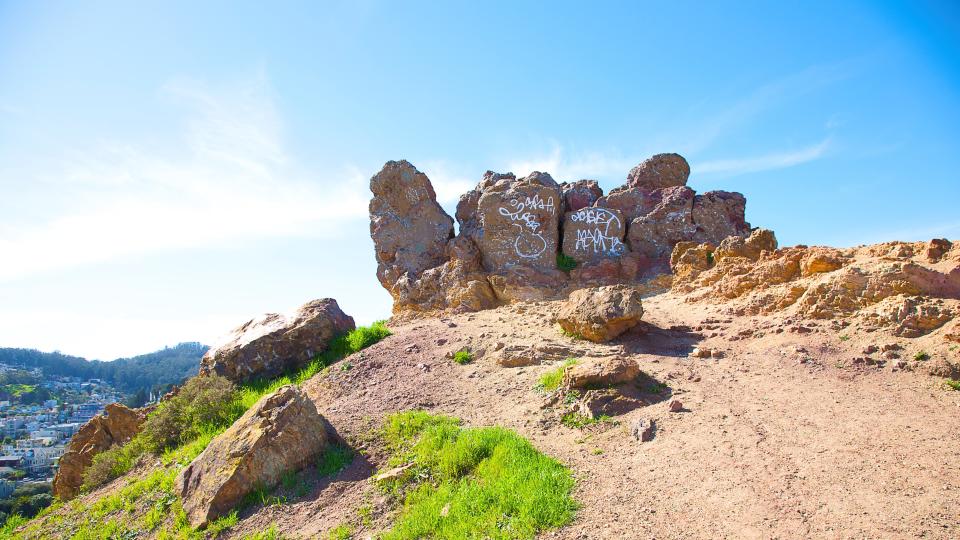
[453,350,473,365]
[377,411,576,539]
[536,359,577,393]
[556,253,577,272]
[140,374,239,454]
[947,379,960,391]
[914,350,930,361]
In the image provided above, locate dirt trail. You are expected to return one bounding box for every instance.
[227,293,960,540]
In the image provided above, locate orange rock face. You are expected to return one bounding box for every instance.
[671,234,960,337]
[174,385,328,528]
[52,403,146,501]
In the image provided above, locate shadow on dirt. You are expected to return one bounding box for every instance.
[619,321,703,358]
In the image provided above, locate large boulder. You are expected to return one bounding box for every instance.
[52,403,145,501]
[473,171,562,273]
[200,299,355,384]
[369,160,454,292]
[626,186,697,264]
[626,153,690,190]
[175,385,328,528]
[692,191,750,245]
[560,179,603,212]
[562,207,627,263]
[557,285,645,342]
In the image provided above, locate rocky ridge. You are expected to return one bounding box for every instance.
[369,153,752,318]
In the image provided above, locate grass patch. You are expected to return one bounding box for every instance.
[839,334,850,341]
[536,359,577,393]
[947,379,960,391]
[377,411,576,539]
[316,444,354,477]
[329,523,353,539]
[556,252,577,272]
[453,350,473,365]
[914,350,930,361]
[558,327,584,341]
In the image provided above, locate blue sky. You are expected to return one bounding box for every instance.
[1,0,958,359]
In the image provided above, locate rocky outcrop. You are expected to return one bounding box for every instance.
[369,153,754,317]
[200,299,355,384]
[175,385,328,528]
[52,403,145,501]
[671,236,960,337]
[556,285,645,342]
[369,160,454,293]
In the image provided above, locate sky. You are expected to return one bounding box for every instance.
[1,0,959,360]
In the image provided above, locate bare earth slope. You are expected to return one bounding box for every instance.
[223,290,959,539]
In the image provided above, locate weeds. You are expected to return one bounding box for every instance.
[914,350,930,361]
[559,328,584,341]
[839,334,850,341]
[536,359,578,393]
[947,379,960,391]
[453,350,473,365]
[329,523,353,539]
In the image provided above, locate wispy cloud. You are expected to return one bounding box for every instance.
[505,143,636,183]
[692,138,831,176]
[0,73,369,282]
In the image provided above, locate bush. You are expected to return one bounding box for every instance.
[947,379,960,391]
[914,350,930,361]
[453,350,473,365]
[140,374,239,453]
[556,253,577,272]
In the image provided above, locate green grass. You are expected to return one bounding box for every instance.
[9,322,392,540]
[914,350,931,361]
[328,523,353,539]
[556,253,577,272]
[947,379,960,391]
[536,359,578,393]
[559,412,609,429]
[839,334,850,341]
[241,525,284,540]
[558,328,584,341]
[453,350,473,365]
[706,251,714,265]
[316,444,354,477]
[376,411,576,540]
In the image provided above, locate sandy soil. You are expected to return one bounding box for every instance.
[227,292,960,540]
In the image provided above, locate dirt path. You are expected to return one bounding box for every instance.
[227,293,960,539]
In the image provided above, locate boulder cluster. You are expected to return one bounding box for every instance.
[671,233,960,337]
[369,153,752,317]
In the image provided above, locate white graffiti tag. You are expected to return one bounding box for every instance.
[498,194,555,259]
[570,208,626,255]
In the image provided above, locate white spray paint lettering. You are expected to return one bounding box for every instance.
[570,208,625,255]
[498,194,555,259]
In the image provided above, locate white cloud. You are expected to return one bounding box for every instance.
[692,138,831,176]
[505,143,636,183]
[0,74,369,282]
[418,160,476,205]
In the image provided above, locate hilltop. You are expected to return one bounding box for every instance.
[5,154,958,539]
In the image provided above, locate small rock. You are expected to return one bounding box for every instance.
[435,338,447,346]
[416,363,430,372]
[374,463,414,483]
[711,350,726,359]
[669,400,683,413]
[689,347,712,359]
[862,345,878,354]
[631,418,656,442]
[882,343,903,352]
[883,350,900,360]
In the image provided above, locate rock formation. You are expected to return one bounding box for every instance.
[52,403,145,500]
[175,385,328,528]
[556,285,645,342]
[369,153,754,318]
[671,235,960,337]
[199,299,355,384]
